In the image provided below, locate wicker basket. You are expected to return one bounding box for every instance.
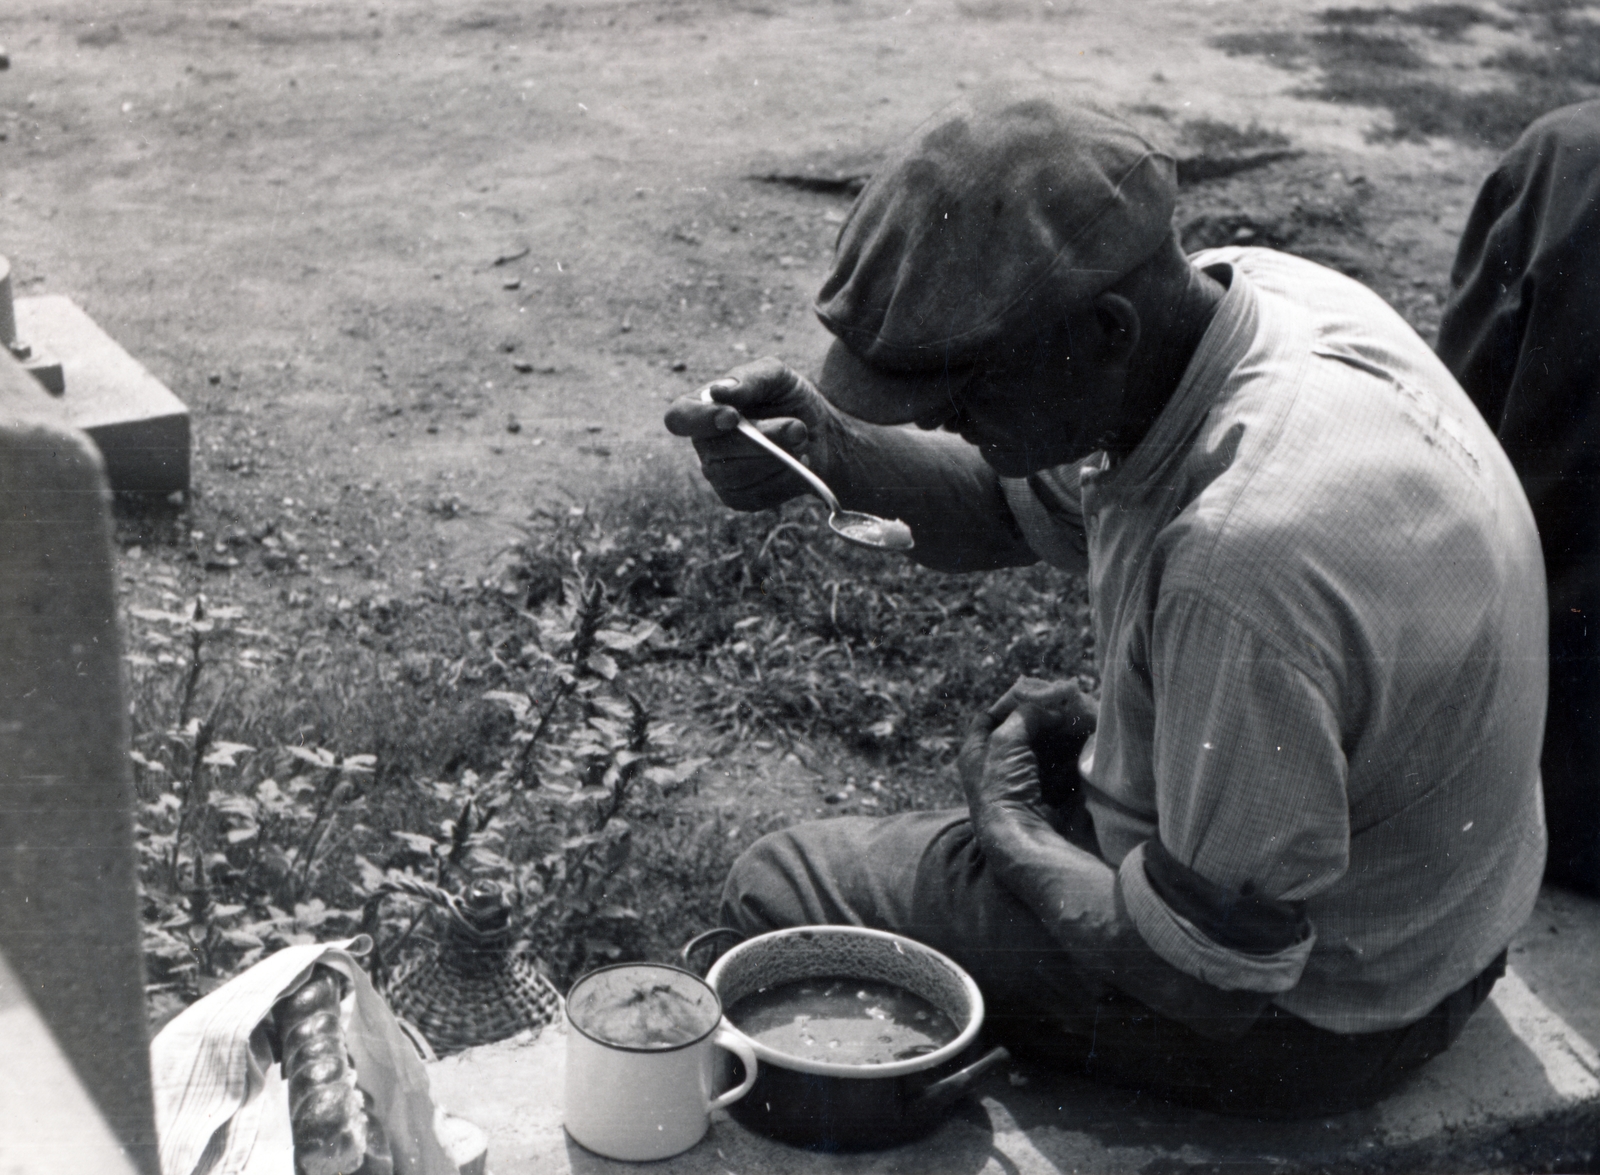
[386,879,561,1057]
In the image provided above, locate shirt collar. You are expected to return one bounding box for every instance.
[1095,261,1259,490]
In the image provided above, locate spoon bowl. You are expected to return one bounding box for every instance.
[827,510,916,550]
[699,383,914,552]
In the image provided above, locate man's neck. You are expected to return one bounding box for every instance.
[1109,263,1228,457]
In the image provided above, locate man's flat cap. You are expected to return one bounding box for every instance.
[813,93,1175,419]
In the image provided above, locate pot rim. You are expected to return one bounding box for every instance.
[704,925,985,1079]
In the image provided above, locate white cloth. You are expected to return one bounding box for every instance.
[151,939,456,1175]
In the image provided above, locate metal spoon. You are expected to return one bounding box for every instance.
[699,382,914,552]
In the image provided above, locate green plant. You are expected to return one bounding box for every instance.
[349,557,708,990]
[128,469,1095,1019]
[130,598,376,996]
[507,477,1092,765]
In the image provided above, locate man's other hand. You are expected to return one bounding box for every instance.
[984,710,1044,808]
[663,357,842,511]
[988,676,1097,807]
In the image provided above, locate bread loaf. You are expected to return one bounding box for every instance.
[273,967,369,1175]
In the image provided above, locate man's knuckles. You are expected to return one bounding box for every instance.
[714,359,813,415]
[664,398,731,439]
[988,675,1079,720]
[767,419,809,452]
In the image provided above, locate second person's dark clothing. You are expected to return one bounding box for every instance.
[1437,99,1600,894]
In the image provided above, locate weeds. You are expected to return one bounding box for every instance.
[1313,74,1586,144]
[130,598,378,991]
[1179,118,1293,155]
[130,544,700,1003]
[129,472,1091,1019]
[1211,30,1310,66]
[509,476,1092,761]
[1487,12,1600,87]
[1172,119,1300,184]
[1308,27,1427,70]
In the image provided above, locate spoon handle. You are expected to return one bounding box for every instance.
[700,386,843,512]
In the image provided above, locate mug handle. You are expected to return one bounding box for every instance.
[706,1025,759,1111]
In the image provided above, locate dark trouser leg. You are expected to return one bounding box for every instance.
[1544,594,1600,894]
[1049,956,1503,1119]
[720,810,1503,1119]
[719,810,1106,1040]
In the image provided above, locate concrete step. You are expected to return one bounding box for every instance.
[424,886,1600,1174]
[13,295,190,496]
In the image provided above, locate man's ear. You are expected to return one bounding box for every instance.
[1091,293,1140,365]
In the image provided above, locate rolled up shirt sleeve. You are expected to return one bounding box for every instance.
[1115,587,1350,994]
[1118,843,1316,993]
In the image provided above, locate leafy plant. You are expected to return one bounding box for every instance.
[128,470,1093,1022]
[347,557,709,990]
[130,598,372,996]
[508,477,1092,766]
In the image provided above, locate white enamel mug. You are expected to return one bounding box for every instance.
[564,962,758,1161]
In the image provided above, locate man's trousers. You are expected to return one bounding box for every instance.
[720,809,1502,1120]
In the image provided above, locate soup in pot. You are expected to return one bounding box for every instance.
[727,977,959,1065]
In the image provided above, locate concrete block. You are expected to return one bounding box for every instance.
[0,948,141,1175]
[425,887,1600,1174]
[0,349,160,1175]
[14,294,190,495]
[1,258,66,398]
[19,347,66,395]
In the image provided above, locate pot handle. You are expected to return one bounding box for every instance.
[706,1026,760,1111]
[680,927,744,975]
[914,1045,1011,1109]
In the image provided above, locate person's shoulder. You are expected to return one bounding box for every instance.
[1189,246,1382,309]
[1521,98,1600,151]
[1194,245,1458,393]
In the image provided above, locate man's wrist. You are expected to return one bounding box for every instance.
[972,795,1069,870]
[976,799,1120,938]
[811,411,868,500]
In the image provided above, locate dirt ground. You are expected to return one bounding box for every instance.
[9,0,1592,828]
[4,0,1537,575]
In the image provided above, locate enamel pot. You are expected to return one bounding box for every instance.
[685,926,1010,1151]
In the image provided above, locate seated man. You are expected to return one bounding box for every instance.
[664,94,1547,1118]
[1436,99,1600,896]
